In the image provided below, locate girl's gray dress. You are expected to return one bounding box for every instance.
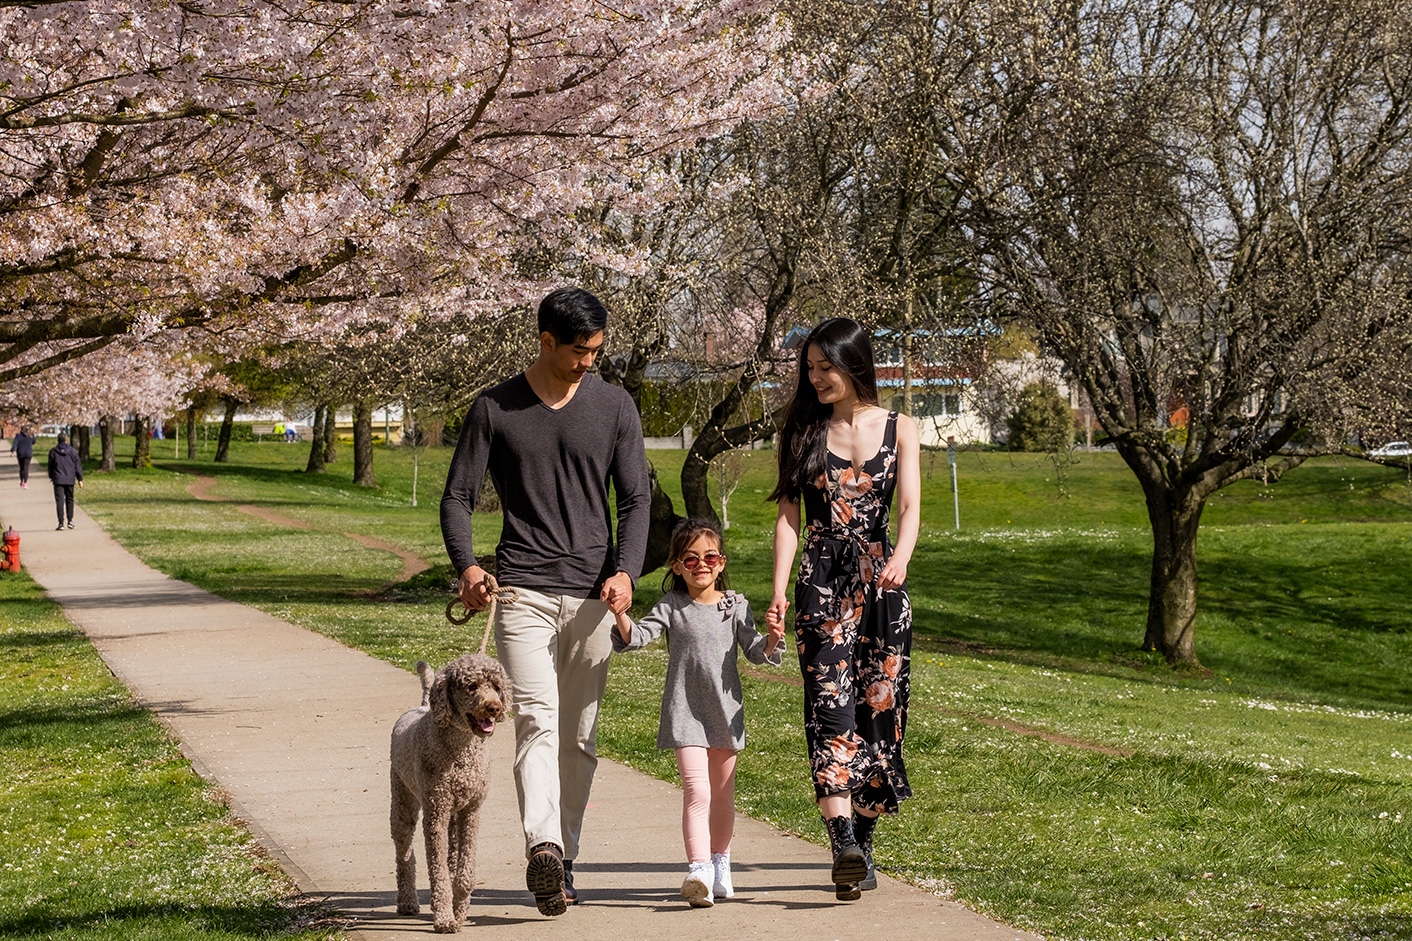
[613,590,782,749]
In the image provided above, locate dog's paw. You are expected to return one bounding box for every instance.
[396,901,420,915]
[432,918,461,933]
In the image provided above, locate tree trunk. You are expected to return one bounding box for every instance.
[215,398,238,463]
[306,405,326,473]
[681,364,783,521]
[643,463,684,576]
[132,416,151,468]
[73,424,91,461]
[98,416,116,472]
[680,262,793,519]
[600,346,656,412]
[323,404,338,463]
[1139,477,1207,665]
[402,400,415,446]
[353,399,375,486]
[186,407,198,459]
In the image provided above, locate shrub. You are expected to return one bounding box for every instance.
[1006,382,1074,451]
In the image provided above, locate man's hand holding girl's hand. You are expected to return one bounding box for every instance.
[600,571,633,615]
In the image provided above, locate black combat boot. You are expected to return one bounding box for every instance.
[823,815,866,900]
[852,810,878,890]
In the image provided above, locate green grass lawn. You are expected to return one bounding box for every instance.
[0,570,342,941]
[34,431,1412,940]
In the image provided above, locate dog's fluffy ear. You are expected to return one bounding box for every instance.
[428,669,453,728]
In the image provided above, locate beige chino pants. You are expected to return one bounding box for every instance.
[492,586,614,860]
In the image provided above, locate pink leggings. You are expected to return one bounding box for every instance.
[675,746,737,863]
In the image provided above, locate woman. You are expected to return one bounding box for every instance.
[765,317,919,901]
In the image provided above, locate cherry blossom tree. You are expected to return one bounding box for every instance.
[0,0,791,390]
[275,310,535,492]
[0,339,207,469]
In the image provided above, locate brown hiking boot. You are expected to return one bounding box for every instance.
[526,842,567,916]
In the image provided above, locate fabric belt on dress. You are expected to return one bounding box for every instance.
[805,526,887,600]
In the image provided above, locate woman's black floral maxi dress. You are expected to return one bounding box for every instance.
[793,411,912,814]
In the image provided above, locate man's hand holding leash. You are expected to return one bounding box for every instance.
[458,564,493,612]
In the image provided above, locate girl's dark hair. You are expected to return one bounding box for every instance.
[662,517,729,594]
[537,287,608,345]
[767,317,879,503]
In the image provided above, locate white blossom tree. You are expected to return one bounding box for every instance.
[931,0,1412,663]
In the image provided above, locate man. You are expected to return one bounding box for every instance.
[440,287,650,916]
[47,432,83,530]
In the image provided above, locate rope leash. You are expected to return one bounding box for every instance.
[445,572,520,655]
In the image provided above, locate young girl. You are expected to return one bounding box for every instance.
[613,518,784,908]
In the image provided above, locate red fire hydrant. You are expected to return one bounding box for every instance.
[1,526,19,572]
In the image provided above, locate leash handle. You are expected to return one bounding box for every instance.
[445,572,519,654]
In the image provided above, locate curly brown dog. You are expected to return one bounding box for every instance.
[391,653,511,933]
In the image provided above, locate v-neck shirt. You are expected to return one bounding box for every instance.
[440,373,651,596]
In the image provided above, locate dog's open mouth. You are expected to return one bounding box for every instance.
[470,714,496,734]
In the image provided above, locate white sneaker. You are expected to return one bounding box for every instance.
[711,852,735,899]
[681,861,714,908]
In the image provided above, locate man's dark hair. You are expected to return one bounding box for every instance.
[537,287,608,345]
[56,433,68,444]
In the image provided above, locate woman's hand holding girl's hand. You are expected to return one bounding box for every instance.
[877,557,908,592]
[765,594,789,632]
[764,617,787,656]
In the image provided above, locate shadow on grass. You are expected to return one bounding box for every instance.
[0,898,337,938]
[911,534,1412,712]
[196,574,406,606]
[915,538,1150,655]
[0,697,144,746]
[0,626,90,652]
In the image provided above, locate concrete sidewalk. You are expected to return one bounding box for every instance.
[0,458,1038,941]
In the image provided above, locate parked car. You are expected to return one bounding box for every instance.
[1369,441,1412,458]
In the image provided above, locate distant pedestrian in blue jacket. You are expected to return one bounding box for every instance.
[9,427,35,489]
[47,433,84,530]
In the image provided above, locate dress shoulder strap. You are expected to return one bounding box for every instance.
[885,410,899,448]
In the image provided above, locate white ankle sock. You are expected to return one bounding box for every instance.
[711,852,734,898]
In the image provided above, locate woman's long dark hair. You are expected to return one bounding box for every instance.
[768,317,879,503]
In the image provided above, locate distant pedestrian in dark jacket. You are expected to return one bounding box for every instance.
[47,433,83,530]
[9,427,35,489]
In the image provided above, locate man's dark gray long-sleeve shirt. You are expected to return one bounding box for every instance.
[440,373,651,597]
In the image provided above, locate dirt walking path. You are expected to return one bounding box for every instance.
[187,475,429,586]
